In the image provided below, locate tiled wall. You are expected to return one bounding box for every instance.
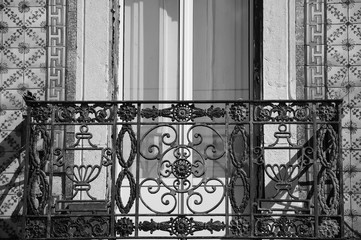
[297,0,361,237]
[0,0,68,237]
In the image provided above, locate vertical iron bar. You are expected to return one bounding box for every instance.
[249,102,255,237]
[224,102,230,237]
[313,102,319,237]
[338,101,344,237]
[46,104,56,238]
[111,103,118,237]
[135,102,141,237]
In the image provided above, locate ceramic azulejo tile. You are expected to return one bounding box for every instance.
[0,151,23,174]
[327,45,349,66]
[349,45,361,65]
[0,172,23,195]
[350,172,361,193]
[349,2,361,23]
[327,23,348,45]
[351,107,361,126]
[306,23,325,45]
[349,87,361,107]
[24,7,46,28]
[342,127,352,149]
[0,193,22,216]
[327,66,348,87]
[0,89,24,110]
[0,69,24,90]
[2,28,26,48]
[2,8,25,28]
[327,3,349,24]
[0,131,22,152]
[327,86,349,99]
[349,23,361,43]
[350,193,361,214]
[342,108,352,128]
[306,66,325,86]
[351,128,361,149]
[0,110,23,131]
[49,0,67,6]
[1,152,23,174]
[24,28,46,48]
[307,45,325,65]
[351,149,361,166]
[349,66,361,87]
[307,1,326,24]
[23,68,45,89]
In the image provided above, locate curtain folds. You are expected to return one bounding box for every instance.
[123,0,250,101]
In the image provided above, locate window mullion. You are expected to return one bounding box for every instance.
[179,0,193,101]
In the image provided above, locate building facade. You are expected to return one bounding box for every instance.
[0,0,360,239]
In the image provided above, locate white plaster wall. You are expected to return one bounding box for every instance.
[76,0,111,101]
[74,0,112,200]
[263,0,299,200]
[263,0,296,100]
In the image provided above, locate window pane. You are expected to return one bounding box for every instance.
[193,0,250,100]
[124,0,179,100]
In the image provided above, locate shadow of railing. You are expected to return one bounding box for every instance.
[0,121,25,239]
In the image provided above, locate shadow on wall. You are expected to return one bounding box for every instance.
[262,133,361,239]
[0,121,25,239]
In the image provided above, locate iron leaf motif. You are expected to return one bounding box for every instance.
[139,216,225,237]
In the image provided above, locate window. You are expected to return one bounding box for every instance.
[119,0,255,101]
[116,1,258,238]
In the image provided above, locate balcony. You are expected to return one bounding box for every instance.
[23,100,343,239]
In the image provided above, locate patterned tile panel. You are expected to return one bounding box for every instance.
[0,0,68,238]
[303,0,361,236]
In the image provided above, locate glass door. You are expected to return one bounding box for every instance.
[117,0,252,237]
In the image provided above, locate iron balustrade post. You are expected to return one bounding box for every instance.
[135,102,141,237]
[338,101,344,237]
[46,103,56,238]
[224,102,230,236]
[249,102,255,238]
[111,103,118,237]
[313,102,319,238]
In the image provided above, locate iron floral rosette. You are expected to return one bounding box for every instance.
[116,217,135,237]
[317,103,338,121]
[229,103,248,122]
[230,217,250,236]
[318,219,340,238]
[118,103,137,122]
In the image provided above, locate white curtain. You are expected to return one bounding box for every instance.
[123,0,250,101]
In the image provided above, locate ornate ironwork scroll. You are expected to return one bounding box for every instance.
[115,124,137,214]
[139,216,225,238]
[317,124,340,215]
[51,216,110,238]
[27,125,50,215]
[23,100,343,239]
[138,123,226,215]
[53,124,113,201]
[254,216,314,238]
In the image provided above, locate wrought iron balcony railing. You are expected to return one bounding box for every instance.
[23,100,343,239]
